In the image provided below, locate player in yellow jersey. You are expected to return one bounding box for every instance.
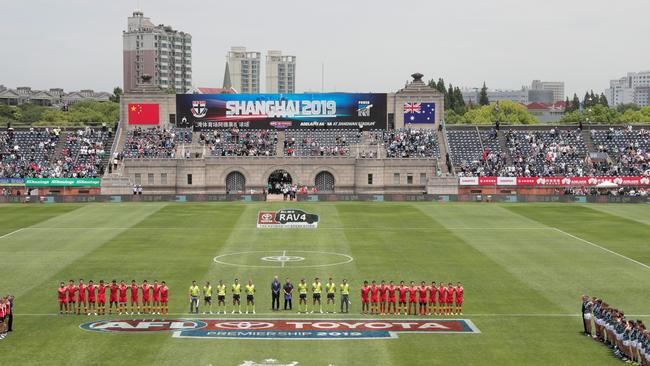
[245,279,256,314]
[312,277,323,314]
[297,278,308,313]
[216,280,227,314]
[203,281,213,314]
[340,279,350,313]
[231,278,242,314]
[325,277,337,313]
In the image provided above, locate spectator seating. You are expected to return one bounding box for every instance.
[0,128,59,178]
[505,128,588,177]
[284,129,360,157]
[383,128,440,158]
[590,127,650,176]
[200,129,278,157]
[122,126,179,159]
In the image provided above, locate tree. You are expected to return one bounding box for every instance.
[564,97,573,113]
[452,87,467,115]
[560,104,621,124]
[462,99,537,125]
[616,103,639,114]
[109,87,123,103]
[479,82,489,106]
[598,93,608,106]
[571,93,581,112]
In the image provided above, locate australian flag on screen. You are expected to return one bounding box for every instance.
[404,102,435,124]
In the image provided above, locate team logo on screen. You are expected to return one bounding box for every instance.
[357,101,372,117]
[257,209,319,228]
[191,100,208,118]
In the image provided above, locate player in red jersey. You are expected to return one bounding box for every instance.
[397,281,408,315]
[418,281,428,315]
[446,282,455,316]
[360,281,370,314]
[57,282,67,315]
[108,280,119,315]
[379,281,387,315]
[97,280,107,315]
[77,279,87,315]
[387,281,397,315]
[141,280,151,314]
[152,280,161,315]
[66,280,77,315]
[438,282,447,315]
[408,281,418,315]
[428,281,437,316]
[160,281,169,315]
[118,281,128,314]
[130,280,140,314]
[369,281,379,315]
[455,282,464,315]
[86,280,97,315]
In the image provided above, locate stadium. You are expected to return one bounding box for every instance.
[1,3,650,366]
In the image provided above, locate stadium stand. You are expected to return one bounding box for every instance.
[55,127,112,177]
[505,128,589,177]
[284,129,360,157]
[0,127,59,178]
[447,127,506,176]
[199,128,278,157]
[382,128,440,158]
[590,127,650,176]
[122,126,182,159]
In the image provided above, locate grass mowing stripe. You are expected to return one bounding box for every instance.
[553,227,650,270]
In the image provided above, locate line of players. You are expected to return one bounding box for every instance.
[57,279,169,315]
[361,281,464,316]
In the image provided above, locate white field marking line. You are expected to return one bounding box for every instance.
[281,250,286,268]
[0,228,24,239]
[16,313,650,317]
[553,228,650,270]
[17,227,551,231]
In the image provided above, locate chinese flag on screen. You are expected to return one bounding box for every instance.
[128,104,160,125]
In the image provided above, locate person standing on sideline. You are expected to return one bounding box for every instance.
[271,276,281,311]
[340,279,350,313]
[283,278,294,310]
[189,281,200,314]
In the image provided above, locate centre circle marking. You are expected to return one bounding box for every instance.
[213,250,354,268]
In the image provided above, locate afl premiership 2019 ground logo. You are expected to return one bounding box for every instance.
[79,319,480,340]
[257,209,319,228]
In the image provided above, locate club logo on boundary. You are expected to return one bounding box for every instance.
[257,209,319,228]
[80,319,480,340]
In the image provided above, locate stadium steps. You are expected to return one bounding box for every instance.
[51,134,67,160]
[276,131,285,156]
[582,129,596,153]
[436,129,450,173]
[497,129,513,164]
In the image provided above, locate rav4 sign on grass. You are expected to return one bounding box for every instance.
[80,319,480,340]
[257,209,319,228]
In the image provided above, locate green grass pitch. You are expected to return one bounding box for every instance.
[0,202,648,365]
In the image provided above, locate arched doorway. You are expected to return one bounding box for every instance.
[226,171,246,193]
[268,169,292,194]
[315,171,335,192]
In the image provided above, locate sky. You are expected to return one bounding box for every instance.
[1,0,649,97]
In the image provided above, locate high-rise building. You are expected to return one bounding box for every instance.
[122,10,192,93]
[531,80,565,102]
[226,47,261,93]
[265,50,296,93]
[605,71,650,107]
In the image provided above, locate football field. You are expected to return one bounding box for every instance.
[0,202,648,366]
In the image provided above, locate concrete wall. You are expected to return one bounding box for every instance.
[122,157,438,194]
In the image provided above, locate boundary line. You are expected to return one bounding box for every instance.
[13,227,551,231]
[15,313,650,317]
[553,228,650,270]
[0,228,24,239]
